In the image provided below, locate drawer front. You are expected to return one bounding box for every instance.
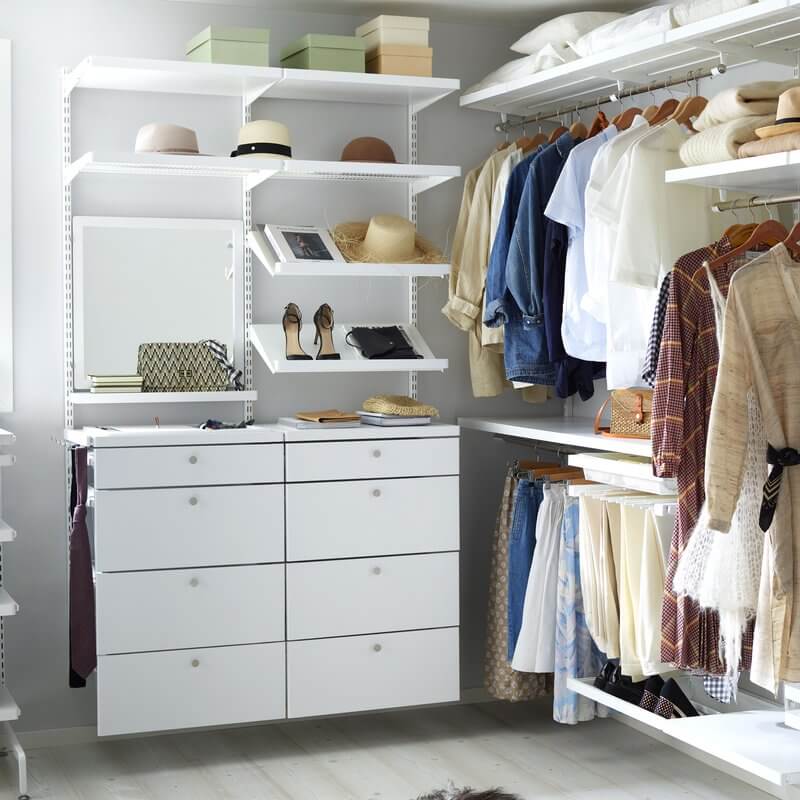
[286,476,458,561]
[92,443,283,489]
[96,564,284,655]
[287,627,459,718]
[285,437,458,482]
[287,552,459,640]
[94,484,284,571]
[98,643,285,736]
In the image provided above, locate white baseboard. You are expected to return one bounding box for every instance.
[16,686,494,750]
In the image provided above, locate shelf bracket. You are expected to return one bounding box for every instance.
[243,76,282,107]
[244,166,280,192]
[62,57,90,95]
[64,152,92,185]
[691,38,798,67]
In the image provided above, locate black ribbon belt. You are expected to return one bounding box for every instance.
[760,444,800,531]
[230,142,292,158]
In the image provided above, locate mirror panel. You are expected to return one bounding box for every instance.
[72,217,243,391]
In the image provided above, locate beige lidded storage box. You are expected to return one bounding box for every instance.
[356,15,430,52]
[367,44,433,77]
[185,26,270,66]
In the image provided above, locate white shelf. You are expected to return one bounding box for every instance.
[666,149,800,192]
[270,68,459,112]
[66,56,459,111]
[248,228,449,278]
[0,521,16,543]
[273,159,459,194]
[0,429,15,446]
[568,678,800,788]
[0,687,20,722]
[458,416,652,457]
[568,452,675,495]
[250,323,448,374]
[65,56,282,103]
[71,390,256,405]
[67,152,459,194]
[460,0,800,116]
[0,589,19,618]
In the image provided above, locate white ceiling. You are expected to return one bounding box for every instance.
[171,0,646,24]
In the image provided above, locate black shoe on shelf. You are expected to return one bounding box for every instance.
[639,675,665,713]
[604,665,647,706]
[593,661,617,690]
[655,678,700,719]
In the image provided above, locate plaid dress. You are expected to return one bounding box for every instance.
[652,237,752,675]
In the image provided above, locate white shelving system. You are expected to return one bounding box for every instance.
[458,4,800,796]
[0,430,26,800]
[62,57,460,414]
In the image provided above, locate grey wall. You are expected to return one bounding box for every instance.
[0,0,562,733]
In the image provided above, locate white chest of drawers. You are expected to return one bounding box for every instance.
[74,423,461,737]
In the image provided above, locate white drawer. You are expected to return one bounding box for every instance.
[91,443,283,489]
[94,484,284,571]
[286,476,458,561]
[287,627,459,718]
[96,564,284,655]
[98,642,285,736]
[285,437,458,482]
[287,552,459,640]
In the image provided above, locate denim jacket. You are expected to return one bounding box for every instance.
[503,133,578,384]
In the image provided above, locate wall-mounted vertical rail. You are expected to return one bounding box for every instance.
[408,106,418,399]
[242,98,254,420]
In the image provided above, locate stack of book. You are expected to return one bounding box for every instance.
[89,375,144,394]
[358,410,431,427]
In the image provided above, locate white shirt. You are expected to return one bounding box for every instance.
[583,116,650,325]
[544,125,616,362]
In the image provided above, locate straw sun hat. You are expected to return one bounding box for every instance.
[332,214,445,264]
[756,87,800,138]
[363,394,439,418]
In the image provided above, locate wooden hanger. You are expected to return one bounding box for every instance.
[724,223,756,248]
[548,125,568,144]
[515,136,533,151]
[614,107,642,131]
[569,120,588,140]
[641,104,659,123]
[707,219,788,271]
[588,110,608,137]
[649,97,680,126]
[670,95,708,131]
[524,132,549,152]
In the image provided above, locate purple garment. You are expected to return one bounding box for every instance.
[69,447,96,684]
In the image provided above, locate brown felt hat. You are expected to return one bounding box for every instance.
[340,136,397,163]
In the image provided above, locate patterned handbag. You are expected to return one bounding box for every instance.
[593,388,653,439]
[137,340,242,393]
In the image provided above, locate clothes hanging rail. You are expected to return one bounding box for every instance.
[494,65,723,134]
[492,434,583,458]
[712,193,800,212]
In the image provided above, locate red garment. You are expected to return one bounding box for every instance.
[651,238,752,674]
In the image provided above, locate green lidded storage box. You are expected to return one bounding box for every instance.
[186,26,270,67]
[280,34,366,72]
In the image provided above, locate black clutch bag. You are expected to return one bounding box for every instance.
[346,326,421,360]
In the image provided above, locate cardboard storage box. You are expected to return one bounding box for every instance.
[281,34,366,72]
[356,15,430,52]
[186,26,270,66]
[367,44,433,77]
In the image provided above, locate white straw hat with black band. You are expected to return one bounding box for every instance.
[231,120,292,158]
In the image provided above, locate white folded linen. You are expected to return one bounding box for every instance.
[672,0,753,26]
[569,5,675,58]
[463,44,575,95]
[511,12,622,54]
[679,114,776,166]
[694,80,800,131]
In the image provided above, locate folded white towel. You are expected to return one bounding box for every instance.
[694,81,800,131]
[679,115,776,166]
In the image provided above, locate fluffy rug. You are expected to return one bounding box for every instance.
[416,789,522,800]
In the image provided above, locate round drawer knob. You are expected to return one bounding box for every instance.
[189,496,198,506]
[188,455,198,465]
[373,644,382,653]
[372,449,382,459]
[189,577,200,588]
[191,659,200,668]
[372,488,381,498]
[372,566,382,576]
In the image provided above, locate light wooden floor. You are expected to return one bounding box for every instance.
[0,701,770,800]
